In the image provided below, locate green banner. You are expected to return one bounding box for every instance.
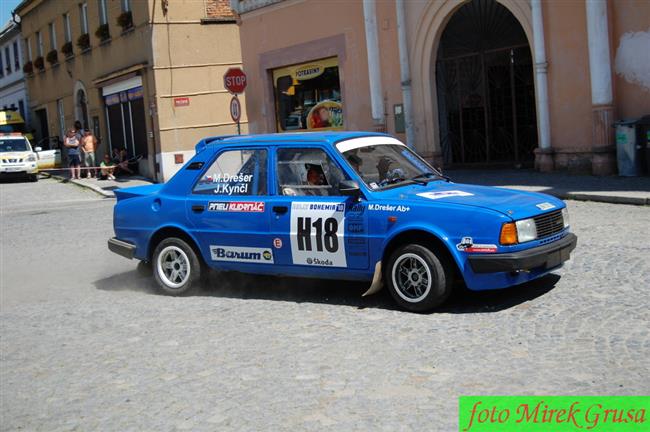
[459,396,649,431]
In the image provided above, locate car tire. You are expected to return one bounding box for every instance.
[385,244,452,312]
[152,237,202,296]
[30,174,38,182]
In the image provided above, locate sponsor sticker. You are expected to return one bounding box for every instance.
[417,190,474,200]
[210,245,274,264]
[456,236,497,253]
[208,201,265,212]
[273,238,283,249]
[368,203,410,213]
[536,202,556,210]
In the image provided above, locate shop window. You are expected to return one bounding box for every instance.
[194,149,268,196]
[273,57,343,132]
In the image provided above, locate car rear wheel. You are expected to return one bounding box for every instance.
[385,244,452,312]
[153,238,202,296]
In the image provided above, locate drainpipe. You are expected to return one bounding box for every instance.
[362,0,385,128]
[531,0,553,172]
[395,0,414,148]
[585,0,616,175]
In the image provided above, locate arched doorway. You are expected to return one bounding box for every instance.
[73,81,89,129]
[435,0,537,166]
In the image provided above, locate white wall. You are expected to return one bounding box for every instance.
[0,23,29,126]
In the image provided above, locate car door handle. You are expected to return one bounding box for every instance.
[191,205,205,213]
[273,205,288,214]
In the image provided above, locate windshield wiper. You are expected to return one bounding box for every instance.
[409,172,442,185]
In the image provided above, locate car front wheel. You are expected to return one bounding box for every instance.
[385,244,452,312]
[152,237,202,295]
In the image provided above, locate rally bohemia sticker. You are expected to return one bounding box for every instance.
[290,202,346,268]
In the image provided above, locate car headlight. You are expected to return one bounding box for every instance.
[515,218,537,243]
[26,154,37,162]
[562,207,570,229]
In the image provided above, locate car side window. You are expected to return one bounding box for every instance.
[193,149,267,195]
[276,148,349,197]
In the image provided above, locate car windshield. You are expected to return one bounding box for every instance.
[0,138,30,152]
[0,123,27,134]
[337,142,443,189]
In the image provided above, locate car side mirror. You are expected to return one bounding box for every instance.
[34,147,42,152]
[339,180,361,197]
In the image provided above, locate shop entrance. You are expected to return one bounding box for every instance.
[104,86,148,164]
[435,0,537,166]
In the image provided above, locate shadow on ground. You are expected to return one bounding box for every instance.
[94,268,560,314]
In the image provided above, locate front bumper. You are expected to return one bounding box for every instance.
[468,233,577,274]
[0,163,38,175]
[108,237,136,259]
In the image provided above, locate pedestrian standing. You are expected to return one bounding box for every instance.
[81,129,98,178]
[64,128,81,180]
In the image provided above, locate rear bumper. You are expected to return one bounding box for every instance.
[468,233,577,274]
[108,237,136,259]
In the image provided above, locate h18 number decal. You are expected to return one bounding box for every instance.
[297,217,339,253]
[290,202,347,267]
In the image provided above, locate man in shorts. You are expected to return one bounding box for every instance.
[64,128,81,180]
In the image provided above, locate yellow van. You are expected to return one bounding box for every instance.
[0,110,34,141]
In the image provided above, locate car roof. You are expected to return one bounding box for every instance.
[195,131,393,153]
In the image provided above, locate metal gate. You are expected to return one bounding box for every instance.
[435,0,537,166]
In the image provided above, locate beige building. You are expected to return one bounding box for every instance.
[15,0,246,181]
[232,0,650,175]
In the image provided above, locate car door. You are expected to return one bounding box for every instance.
[267,146,369,272]
[186,147,275,270]
[35,137,62,169]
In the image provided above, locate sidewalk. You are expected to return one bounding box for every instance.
[43,171,154,198]
[447,169,650,205]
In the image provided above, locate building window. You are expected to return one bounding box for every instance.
[49,22,57,50]
[0,54,4,77]
[98,0,108,25]
[63,13,72,43]
[19,100,25,119]
[25,38,32,61]
[121,0,131,12]
[79,3,89,34]
[5,47,11,75]
[272,57,343,132]
[13,41,19,71]
[36,31,44,56]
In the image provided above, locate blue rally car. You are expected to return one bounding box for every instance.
[108,132,577,312]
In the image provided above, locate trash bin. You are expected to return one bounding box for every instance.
[613,117,650,176]
[636,115,650,175]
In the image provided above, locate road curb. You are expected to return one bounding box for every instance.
[41,172,115,198]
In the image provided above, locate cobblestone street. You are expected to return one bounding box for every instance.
[1,179,649,431]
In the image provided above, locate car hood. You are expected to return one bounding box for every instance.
[383,181,564,220]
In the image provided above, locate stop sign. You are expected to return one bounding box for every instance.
[223,68,247,94]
